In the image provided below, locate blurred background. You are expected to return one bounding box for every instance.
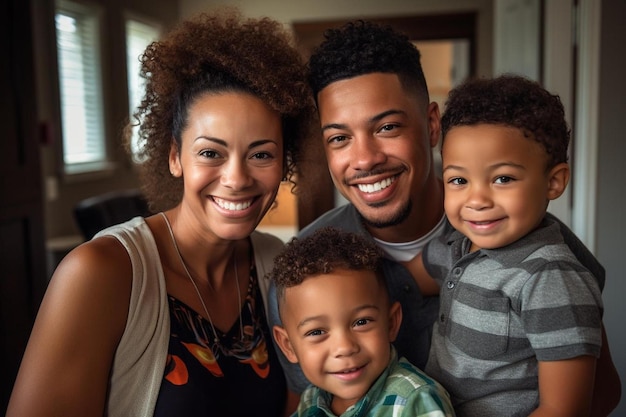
[2,0,624,414]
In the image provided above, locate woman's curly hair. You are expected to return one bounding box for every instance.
[128,8,316,211]
[441,75,570,168]
[308,20,429,105]
[270,227,387,305]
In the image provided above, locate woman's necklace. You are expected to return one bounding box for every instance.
[161,212,244,344]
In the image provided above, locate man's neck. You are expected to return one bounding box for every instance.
[366,177,444,243]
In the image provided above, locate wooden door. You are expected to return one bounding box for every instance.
[0,0,47,412]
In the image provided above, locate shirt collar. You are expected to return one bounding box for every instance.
[447,217,564,266]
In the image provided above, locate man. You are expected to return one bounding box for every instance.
[269,20,620,415]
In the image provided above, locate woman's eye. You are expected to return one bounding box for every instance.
[199,149,219,159]
[251,151,272,160]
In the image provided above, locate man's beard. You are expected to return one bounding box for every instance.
[359,199,412,229]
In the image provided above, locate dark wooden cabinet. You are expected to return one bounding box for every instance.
[1,0,47,412]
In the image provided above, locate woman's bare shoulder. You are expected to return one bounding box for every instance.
[6,236,136,416]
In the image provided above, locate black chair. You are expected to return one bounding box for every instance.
[74,189,152,240]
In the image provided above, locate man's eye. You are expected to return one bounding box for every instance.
[328,135,347,144]
[379,124,397,132]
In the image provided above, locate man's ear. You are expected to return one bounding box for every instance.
[169,141,182,177]
[388,301,403,342]
[272,325,299,364]
[547,162,570,201]
[427,101,442,149]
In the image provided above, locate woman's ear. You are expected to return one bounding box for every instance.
[547,162,570,201]
[388,301,403,343]
[169,141,182,177]
[272,325,299,364]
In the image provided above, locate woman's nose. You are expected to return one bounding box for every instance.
[221,159,253,190]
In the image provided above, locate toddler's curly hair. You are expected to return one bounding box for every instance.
[270,227,387,304]
[441,75,570,168]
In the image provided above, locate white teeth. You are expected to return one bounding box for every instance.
[357,177,394,193]
[214,197,252,211]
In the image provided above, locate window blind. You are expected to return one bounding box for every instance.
[55,3,105,169]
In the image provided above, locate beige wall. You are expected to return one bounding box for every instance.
[179,0,494,237]
[180,0,494,79]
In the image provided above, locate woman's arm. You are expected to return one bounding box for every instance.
[6,237,132,417]
[530,355,596,417]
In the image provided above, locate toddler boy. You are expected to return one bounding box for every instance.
[421,75,603,416]
[271,227,455,416]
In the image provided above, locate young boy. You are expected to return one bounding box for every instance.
[270,227,455,417]
[420,75,604,416]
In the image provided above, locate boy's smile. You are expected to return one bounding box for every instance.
[274,268,401,415]
[442,124,568,251]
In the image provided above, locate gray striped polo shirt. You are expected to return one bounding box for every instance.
[423,218,603,417]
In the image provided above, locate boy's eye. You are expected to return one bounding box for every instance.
[305,329,324,337]
[448,177,466,185]
[353,318,371,327]
[494,176,514,184]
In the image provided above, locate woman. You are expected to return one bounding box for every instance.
[7,9,314,416]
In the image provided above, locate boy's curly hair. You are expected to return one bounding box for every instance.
[307,20,429,105]
[270,227,386,304]
[441,75,570,168]
[129,8,316,211]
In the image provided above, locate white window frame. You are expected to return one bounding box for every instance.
[124,14,162,163]
[55,0,110,175]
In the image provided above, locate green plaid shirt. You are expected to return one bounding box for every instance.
[294,347,455,417]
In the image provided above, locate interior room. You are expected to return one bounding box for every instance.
[2,0,623,414]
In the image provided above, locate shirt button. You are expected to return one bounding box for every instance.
[440,314,445,323]
[403,284,411,293]
[452,267,463,276]
[446,281,455,289]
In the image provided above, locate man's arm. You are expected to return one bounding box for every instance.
[400,253,440,296]
[531,356,596,417]
[547,213,621,414]
[591,325,621,417]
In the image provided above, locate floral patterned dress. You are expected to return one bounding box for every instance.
[153,258,286,416]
